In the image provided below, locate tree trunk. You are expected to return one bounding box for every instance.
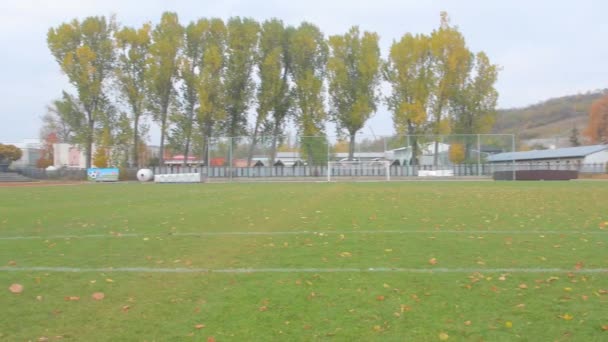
[183,137,191,167]
[159,119,166,166]
[305,142,314,166]
[407,121,418,166]
[348,133,356,161]
[85,116,94,169]
[201,121,213,166]
[132,115,139,168]
[247,120,262,166]
[269,123,280,165]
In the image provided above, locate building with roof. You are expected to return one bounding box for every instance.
[487,145,608,172]
[4,139,42,168]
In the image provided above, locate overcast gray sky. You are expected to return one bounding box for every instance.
[1,0,606,142]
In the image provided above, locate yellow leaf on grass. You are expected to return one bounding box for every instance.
[439,332,449,340]
[518,283,528,289]
[429,258,438,265]
[561,314,574,321]
[194,324,205,329]
[505,321,513,328]
[339,252,352,257]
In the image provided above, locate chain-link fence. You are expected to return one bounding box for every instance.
[11,133,608,182]
[159,134,519,181]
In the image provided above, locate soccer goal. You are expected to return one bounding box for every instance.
[327,160,391,182]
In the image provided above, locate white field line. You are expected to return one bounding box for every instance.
[0,229,607,241]
[1,266,607,274]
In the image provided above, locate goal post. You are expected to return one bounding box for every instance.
[327,160,391,182]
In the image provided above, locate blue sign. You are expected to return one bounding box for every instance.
[87,168,119,182]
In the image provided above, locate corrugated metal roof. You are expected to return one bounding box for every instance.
[487,145,608,162]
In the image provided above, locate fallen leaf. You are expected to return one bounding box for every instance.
[36,295,43,301]
[464,320,472,326]
[7,260,16,266]
[376,295,385,301]
[575,261,584,270]
[372,325,383,332]
[194,324,205,329]
[429,258,438,265]
[561,314,574,321]
[439,332,449,340]
[498,275,507,281]
[122,305,130,312]
[515,303,526,309]
[105,278,114,283]
[207,337,216,342]
[64,296,80,301]
[518,283,528,289]
[91,292,105,301]
[601,325,608,331]
[339,252,352,257]
[8,283,23,294]
[505,321,513,328]
[258,306,268,312]
[564,287,573,292]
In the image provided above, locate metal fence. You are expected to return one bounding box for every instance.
[150,162,606,182]
[17,167,87,180]
[12,162,606,183]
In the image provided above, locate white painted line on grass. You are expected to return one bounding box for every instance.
[0,266,607,274]
[1,229,607,241]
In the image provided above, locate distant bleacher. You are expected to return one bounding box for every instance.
[0,171,34,182]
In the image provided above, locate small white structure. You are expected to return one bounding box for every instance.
[418,170,454,177]
[137,169,154,182]
[388,142,451,166]
[154,173,201,183]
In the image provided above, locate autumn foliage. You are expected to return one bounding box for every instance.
[0,144,22,164]
[36,133,58,168]
[448,143,466,164]
[584,94,608,144]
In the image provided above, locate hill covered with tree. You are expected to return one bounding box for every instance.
[492,90,607,142]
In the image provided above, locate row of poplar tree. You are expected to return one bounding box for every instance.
[44,11,498,168]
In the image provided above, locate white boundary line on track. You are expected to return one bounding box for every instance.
[0,229,607,240]
[1,266,607,274]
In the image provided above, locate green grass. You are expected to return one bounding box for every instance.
[1,181,607,341]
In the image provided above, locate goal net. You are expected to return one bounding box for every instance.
[327,160,391,182]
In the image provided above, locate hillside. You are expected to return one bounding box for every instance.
[492,90,606,145]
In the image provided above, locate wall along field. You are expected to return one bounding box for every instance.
[1,182,607,340]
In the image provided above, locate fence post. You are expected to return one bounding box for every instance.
[477,134,481,176]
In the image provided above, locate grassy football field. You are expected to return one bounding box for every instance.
[1,181,607,341]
